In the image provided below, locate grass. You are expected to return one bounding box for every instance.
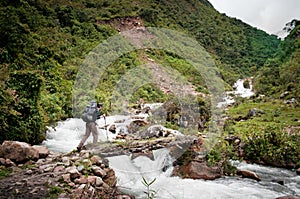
[227,99,300,128]
[223,99,300,167]
[0,166,12,179]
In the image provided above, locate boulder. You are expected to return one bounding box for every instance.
[66,166,80,179]
[131,151,154,160]
[173,161,222,180]
[95,176,104,186]
[109,124,116,134]
[296,168,300,175]
[280,91,289,98]
[0,158,5,165]
[32,145,50,158]
[142,125,168,139]
[92,165,107,177]
[74,176,88,184]
[53,165,65,173]
[248,108,265,117]
[0,141,39,163]
[5,158,16,167]
[62,173,71,183]
[103,168,117,186]
[90,155,102,166]
[237,170,261,181]
[127,118,149,134]
[284,98,297,104]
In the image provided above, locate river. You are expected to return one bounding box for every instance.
[42,79,300,198]
[43,117,300,199]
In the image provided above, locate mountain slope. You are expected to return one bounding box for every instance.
[0,0,281,144]
[254,20,300,100]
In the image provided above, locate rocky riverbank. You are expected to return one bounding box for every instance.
[0,141,132,199]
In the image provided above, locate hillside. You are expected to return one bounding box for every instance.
[0,0,280,144]
[254,19,300,100]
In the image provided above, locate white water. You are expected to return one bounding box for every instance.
[42,79,299,198]
[108,148,299,199]
[43,115,131,152]
[43,117,300,199]
[217,78,255,107]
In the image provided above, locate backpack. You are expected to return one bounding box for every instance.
[81,101,98,122]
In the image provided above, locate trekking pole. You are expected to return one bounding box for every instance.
[104,115,108,141]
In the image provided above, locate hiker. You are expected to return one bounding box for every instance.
[77,101,105,152]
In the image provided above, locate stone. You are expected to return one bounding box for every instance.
[70,156,80,162]
[61,156,70,166]
[78,184,86,190]
[5,158,16,167]
[62,173,71,183]
[0,157,5,165]
[95,177,103,186]
[44,166,54,172]
[117,195,134,199]
[280,91,289,98]
[237,170,261,181]
[92,166,107,177]
[0,141,39,163]
[173,161,222,180]
[285,98,298,104]
[103,168,117,186]
[109,124,116,133]
[82,159,92,167]
[74,176,88,184]
[87,176,96,185]
[35,159,45,165]
[102,182,110,190]
[90,155,102,166]
[66,166,80,179]
[54,165,65,173]
[81,152,91,159]
[234,138,241,145]
[32,145,50,158]
[141,125,167,139]
[25,169,33,175]
[39,163,57,171]
[131,151,154,160]
[77,165,84,172]
[296,168,300,175]
[127,119,149,134]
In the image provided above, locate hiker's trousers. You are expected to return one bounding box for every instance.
[78,122,98,148]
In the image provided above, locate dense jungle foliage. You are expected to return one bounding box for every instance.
[0,0,293,147]
[254,20,300,100]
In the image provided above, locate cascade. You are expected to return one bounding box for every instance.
[217,78,254,107]
[42,80,300,198]
[107,148,299,199]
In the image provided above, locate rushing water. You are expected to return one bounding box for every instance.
[42,79,300,198]
[108,149,300,199]
[217,78,255,107]
[43,116,300,199]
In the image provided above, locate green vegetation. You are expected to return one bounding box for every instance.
[254,20,300,100]
[223,100,300,168]
[46,186,64,199]
[0,166,12,179]
[0,0,286,146]
[142,177,157,199]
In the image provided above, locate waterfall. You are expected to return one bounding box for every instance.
[107,148,299,199]
[217,78,255,107]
